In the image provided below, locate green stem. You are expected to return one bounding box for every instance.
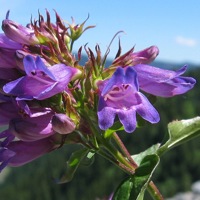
[80,111,163,200]
[70,40,74,52]
[82,112,136,173]
[96,148,135,174]
[148,182,164,200]
[112,132,164,200]
[112,132,138,168]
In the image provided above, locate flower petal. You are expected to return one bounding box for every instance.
[9,110,55,142]
[7,138,57,167]
[0,33,22,49]
[117,109,137,133]
[134,64,196,97]
[98,97,116,130]
[101,67,125,96]
[135,93,160,123]
[3,55,78,100]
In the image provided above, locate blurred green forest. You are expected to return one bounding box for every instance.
[0,66,200,200]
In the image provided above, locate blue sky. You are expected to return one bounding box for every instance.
[1,0,200,65]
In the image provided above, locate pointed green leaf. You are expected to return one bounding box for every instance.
[129,154,160,200]
[56,148,89,184]
[158,116,200,155]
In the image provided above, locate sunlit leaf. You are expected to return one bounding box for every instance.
[158,116,200,155]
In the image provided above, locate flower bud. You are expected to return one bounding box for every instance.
[130,45,159,65]
[68,15,95,41]
[2,12,39,45]
[112,46,159,67]
[52,113,76,134]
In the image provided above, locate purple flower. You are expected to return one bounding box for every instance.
[134,64,196,97]
[130,46,159,65]
[0,34,23,81]
[0,133,58,171]
[2,12,39,45]
[0,101,20,125]
[97,67,159,133]
[7,137,58,167]
[3,55,79,100]
[9,107,55,142]
[0,33,22,49]
[112,46,159,67]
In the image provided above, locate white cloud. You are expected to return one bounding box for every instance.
[175,36,198,47]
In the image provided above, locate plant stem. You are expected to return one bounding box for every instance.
[81,111,163,199]
[148,181,164,200]
[113,132,137,168]
[112,132,164,200]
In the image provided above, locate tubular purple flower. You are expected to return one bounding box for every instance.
[0,135,59,170]
[7,138,58,167]
[133,64,196,97]
[8,108,55,142]
[97,67,160,133]
[0,102,20,125]
[0,48,18,68]
[0,33,22,49]
[52,113,76,134]
[0,34,22,69]
[2,12,39,45]
[3,55,79,100]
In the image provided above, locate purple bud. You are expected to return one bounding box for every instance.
[7,136,58,167]
[112,46,159,67]
[130,46,159,65]
[52,113,76,134]
[2,13,39,45]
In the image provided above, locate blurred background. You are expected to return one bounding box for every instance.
[0,0,200,199]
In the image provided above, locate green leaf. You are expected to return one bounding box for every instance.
[55,148,89,184]
[113,177,133,200]
[132,144,160,166]
[129,154,160,200]
[113,146,160,200]
[104,121,124,138]
[158,116,200,155]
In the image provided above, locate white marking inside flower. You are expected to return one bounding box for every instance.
[104,84,131,102]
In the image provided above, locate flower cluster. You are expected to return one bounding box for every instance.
[0,10,196,172]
